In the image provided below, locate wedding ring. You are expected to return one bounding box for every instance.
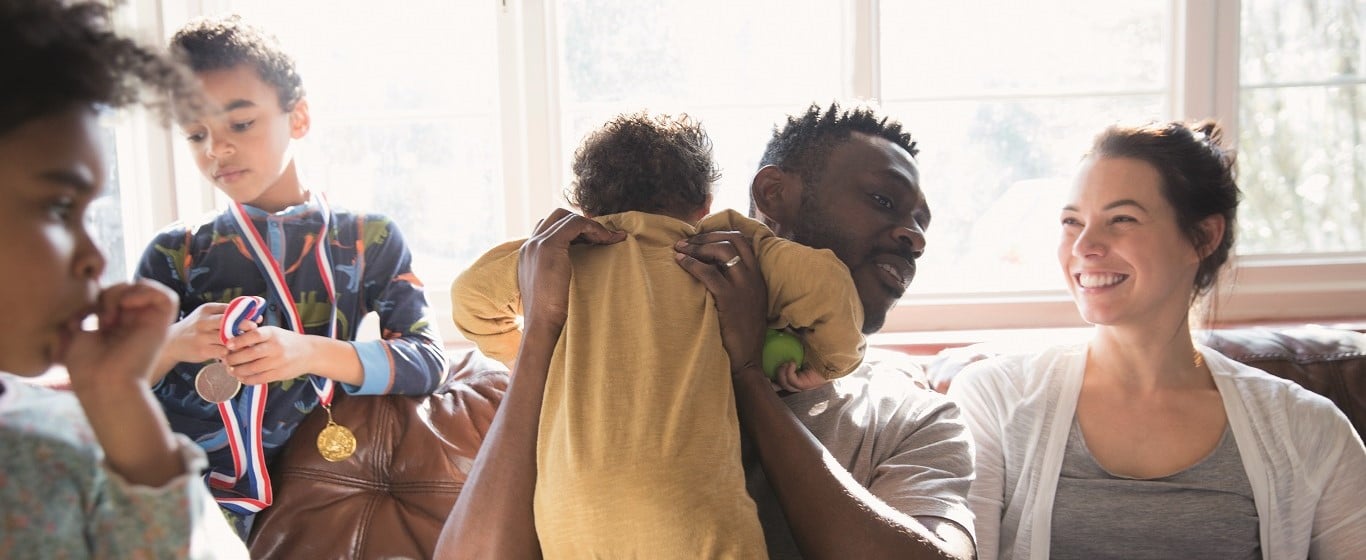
[722,255,742,269]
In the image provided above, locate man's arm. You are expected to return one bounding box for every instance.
[435,209,624,559]
[676,231,975,560]
[734,364,974,560]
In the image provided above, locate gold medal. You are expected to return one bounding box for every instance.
[316,405,356,462]
[194,362,241,403]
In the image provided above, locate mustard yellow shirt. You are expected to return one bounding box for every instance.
[451,210,864,558]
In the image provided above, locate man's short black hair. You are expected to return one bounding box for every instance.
[0,0,196,136]
[171,14,304,112]
[567,112,719,219]
[760,101,919,190]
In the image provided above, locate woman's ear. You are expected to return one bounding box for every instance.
[751,165,802,235]
[1196,214,1226,258]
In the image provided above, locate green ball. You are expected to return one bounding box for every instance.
[762,329,806,379]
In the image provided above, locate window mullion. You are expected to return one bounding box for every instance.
[847,0,879,101]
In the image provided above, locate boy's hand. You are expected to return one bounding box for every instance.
[164,302,230,364]
[65,281,179,392]
[221,322,318,385]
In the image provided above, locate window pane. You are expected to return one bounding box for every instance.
[881,0,1167,98]
[1240,0,1366,254]
[881,1,1170,294]
[884,96,1165,294]
[91,125,126,285]
[180,0,503,277]
[1240,0,1365,85]
[556,0,845,212]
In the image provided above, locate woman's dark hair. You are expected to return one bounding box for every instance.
[0,0,197,136]
[171,14,305,112]
[567,112,719,219]
[1089,120,1241,297]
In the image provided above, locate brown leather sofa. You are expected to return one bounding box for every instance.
[244,326,1366,559]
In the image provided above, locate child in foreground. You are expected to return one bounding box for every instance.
[0,0,246,557]
[451,112,865,558]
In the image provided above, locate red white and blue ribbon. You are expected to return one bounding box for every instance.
[207,296,268,512]
[211,193,340,514]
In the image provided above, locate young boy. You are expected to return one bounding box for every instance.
[0,0,246,556]
[451,112,865,557]
[137,15,446,537]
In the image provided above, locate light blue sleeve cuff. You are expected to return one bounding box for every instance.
[346,340,391,395]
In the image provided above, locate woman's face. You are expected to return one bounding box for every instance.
[1058,156,1202,329]
[0,108,106,376]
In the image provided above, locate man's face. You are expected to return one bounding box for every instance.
[788,134,929,334]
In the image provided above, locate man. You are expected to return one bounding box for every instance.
[438,102,976,560]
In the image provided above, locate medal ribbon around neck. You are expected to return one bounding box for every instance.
[212,193,341,514]
[206,295,269,513]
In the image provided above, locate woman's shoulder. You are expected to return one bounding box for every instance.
[1209,352,1355,441]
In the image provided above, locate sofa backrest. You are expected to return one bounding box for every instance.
[246,326,1366,558]
[1202,326,1366,442]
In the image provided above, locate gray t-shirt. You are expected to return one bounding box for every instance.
[1050,417,1260,560]
[744,349,976,559]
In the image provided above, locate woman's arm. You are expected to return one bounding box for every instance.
[676,232,974,560]
[435,209,624,559]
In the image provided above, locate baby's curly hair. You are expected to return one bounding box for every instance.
[171,14,304,112]
[0,0,197,136]
[760,102,918,192]
[567,112,719,219]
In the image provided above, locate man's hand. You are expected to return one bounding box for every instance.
[518,208,626,333]
[674,231,767,377]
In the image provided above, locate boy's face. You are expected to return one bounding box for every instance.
[179,64,309,212]
[0,108,106,376]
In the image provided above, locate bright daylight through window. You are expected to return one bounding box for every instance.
[97,0,1366,342]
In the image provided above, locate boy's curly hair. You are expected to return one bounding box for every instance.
[0,0,198,136]
[567,112,719,219]
[760,101,918,192]
[171,14,305,112]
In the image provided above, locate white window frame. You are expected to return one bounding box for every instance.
[120,0,1366,346]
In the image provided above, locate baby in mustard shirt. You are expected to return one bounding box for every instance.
[451,113,864,559]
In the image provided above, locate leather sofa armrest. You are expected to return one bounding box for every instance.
[247,348,509,559]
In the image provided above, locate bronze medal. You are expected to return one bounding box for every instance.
[195,362,241,403]
[316,406,356,462]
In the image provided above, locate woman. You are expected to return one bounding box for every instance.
[949,121,1366,559]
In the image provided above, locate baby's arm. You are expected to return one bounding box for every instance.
[758,239,866,380]
[451,238,529,368]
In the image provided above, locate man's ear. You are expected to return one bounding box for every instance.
[1195,214,1226,259]
[289,97,311,139]
[751,165,802,235]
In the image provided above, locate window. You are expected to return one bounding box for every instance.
[113,0,1365,345]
